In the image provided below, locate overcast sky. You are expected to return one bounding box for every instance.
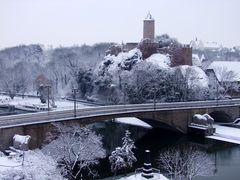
[1,0,240,48]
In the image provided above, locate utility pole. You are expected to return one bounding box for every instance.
[72,88,78,118]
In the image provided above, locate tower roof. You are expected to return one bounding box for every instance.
[144,12,154,21]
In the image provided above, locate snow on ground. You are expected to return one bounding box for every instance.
[145,53,170,68]
[207,124,240,144]
[115,117,152,128]
[119,173,168,180]
[0,155,22,171]
[0,150,62,179]
[0,95,90,111]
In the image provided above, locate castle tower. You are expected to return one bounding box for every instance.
[143,12,155,41]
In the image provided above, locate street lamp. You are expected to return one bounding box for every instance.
[72,88,78,118]
[152,86,157,110]
[215,78,219,106]
[45,85,51,111]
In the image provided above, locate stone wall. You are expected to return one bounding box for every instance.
[158,45,192,67]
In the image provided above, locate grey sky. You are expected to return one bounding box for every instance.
[1,0,240,48]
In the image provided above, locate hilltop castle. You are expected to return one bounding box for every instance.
[107,13,192,67]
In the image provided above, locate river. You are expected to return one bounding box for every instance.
[92,121,240,180]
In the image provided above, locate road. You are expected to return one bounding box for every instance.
[0,99,240,128]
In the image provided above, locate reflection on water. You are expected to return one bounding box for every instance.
[93,121,240,180]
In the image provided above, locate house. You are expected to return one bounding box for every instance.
[207,61,240,97]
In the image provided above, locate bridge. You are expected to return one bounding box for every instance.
[0,99,240,150]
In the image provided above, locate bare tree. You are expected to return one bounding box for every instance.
[42,123,106,180]
[213,66,238,96]
[158,145,214,180]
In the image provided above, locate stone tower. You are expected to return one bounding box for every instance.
[143,12,155,41]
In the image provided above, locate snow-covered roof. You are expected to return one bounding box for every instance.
[144,12,154,21]
[204,41,222,49]
[207,61,240,82]
[190,39,204,50]
[190,38,222,50]
[192,54,202,67]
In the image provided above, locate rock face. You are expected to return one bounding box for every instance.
[192,114,214,127]
[13,134,31,151]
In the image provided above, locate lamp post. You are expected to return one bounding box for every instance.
[216,78,219,106]
[46,85,51,111]
[72,88,78,118]
[152,86,156,110]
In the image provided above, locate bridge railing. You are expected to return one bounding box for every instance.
[0,99,240,128]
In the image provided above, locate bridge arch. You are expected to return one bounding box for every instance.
[209,111,232,123]
[138,118,182,133]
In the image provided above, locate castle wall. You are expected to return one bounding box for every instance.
[158,46,192,67]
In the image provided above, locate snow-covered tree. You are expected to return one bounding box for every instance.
[0,62,32,99]
[158,145,214,180]
[109,130,136,176]
[76,68,94,98]
[109,147,127,177]
[42,123,106,180]
[121,130,137,168]
[156,34,181,48]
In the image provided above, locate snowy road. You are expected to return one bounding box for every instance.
[0,99,240,129]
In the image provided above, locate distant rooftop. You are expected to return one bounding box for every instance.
[190,38,222,50]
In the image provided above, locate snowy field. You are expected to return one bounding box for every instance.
[115,117,152,129]
[207,124,240,144]
[0,95,91,111]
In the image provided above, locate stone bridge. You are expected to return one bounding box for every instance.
[0,100,240,150]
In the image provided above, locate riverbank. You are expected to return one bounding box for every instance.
[207,124,240,145]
